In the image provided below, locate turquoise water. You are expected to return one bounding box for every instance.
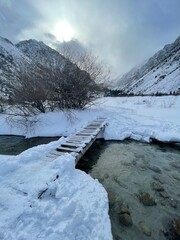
[77,140,180,240]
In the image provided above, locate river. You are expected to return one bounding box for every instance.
[77,140,180,240]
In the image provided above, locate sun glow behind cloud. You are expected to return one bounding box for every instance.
[53,20,75,41]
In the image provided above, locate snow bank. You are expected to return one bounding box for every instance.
[0,96,179,143]
[0,139,112,240]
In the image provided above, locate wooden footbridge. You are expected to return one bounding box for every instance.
[46,118,106,164]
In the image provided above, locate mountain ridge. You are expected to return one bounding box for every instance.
[116,36,180,94]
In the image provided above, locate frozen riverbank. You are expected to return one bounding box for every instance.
[0,96,179,240]
[0,96,179,143]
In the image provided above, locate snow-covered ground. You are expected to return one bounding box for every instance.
[0,96,180,240]
[0,140,111,240]
[0,96,180,142]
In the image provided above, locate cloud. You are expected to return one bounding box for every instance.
[0,0,180,75]
[0,0,43,42]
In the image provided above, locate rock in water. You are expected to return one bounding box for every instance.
[169,199,178,208]
[170,161,180,169]
[149,165,162,173]
[174,220,180,236]
[119,213,133,226]
[120,205,130,215]
[172,174,180,181]
[151,182,164,191]
[159,191,169,199]
[139,222,152,236]
[139,192,156,206]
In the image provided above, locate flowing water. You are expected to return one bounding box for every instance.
[77,140,180,240]
[0,135,60,155]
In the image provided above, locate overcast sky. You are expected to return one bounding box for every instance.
[0,0,180,75]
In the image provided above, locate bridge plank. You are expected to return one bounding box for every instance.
[57,146,81,153]
[47,118,106,162]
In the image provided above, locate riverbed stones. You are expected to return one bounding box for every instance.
[119,213,133,227]
[159,191,169,199]
[119,205,133,227]
[160,199,169,206]
[152,175,164,183]
[151,181,164,192]
[162,219,180,239]
[149,165,162,173]
[172,174,180,181]
[120,205,130,215]
[139,221,152,237]
[169,199,178,208]
[170,161,180,169]
[138,192,156,206]
[174,220,180,236]
[108,192,116,207]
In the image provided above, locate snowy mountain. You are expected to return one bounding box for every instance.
[0,37,89,100]
[116,36,180,94]
[16,39,75,72]
[0,36,32,84]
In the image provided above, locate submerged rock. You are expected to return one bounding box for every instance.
[114,235,122,240]
[169,199,178,208]
[162,219,180,239]
[138,192,156,206]
[139,221,152,237]
[160,199,169,206]
[172,174,180,181]
[119,213,133,226]
[151,181,164,192]
[113,176,128,189]
[152,175,164,184]
[119,205,130,215]
[149,165,162,173]
[174,220,180,236]
[170,161,180,169]
[108,192,116,208]
[159,191,169,199]
[119,205,133,227]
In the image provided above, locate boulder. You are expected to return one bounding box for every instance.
[139,192,156,206]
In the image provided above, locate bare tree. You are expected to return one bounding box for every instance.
[47,61,100,109]
[4,63,50,114]
[58,40,111,86]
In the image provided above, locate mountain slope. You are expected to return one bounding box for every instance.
[116,36,180,94]
[16,39,74,72]
[0,36,32,84]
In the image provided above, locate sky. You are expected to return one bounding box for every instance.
[0,0,180,76]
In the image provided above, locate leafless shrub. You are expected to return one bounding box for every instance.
[143,97,156,107]
[47,61,101,110]
[160,97,176,108]
[58,40,111,87]
[0,97,4,112]
[5,107,40,134]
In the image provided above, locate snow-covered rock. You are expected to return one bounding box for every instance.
[116,36,180,94]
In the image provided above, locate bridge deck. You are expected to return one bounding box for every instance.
[46,118,106,164]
